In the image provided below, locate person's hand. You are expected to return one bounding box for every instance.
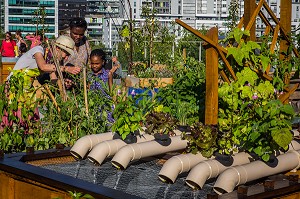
[65,66,81,75]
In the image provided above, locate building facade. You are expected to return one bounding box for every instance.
[4,0,58,37]
[58,0,87,31]
[85,0,122,49]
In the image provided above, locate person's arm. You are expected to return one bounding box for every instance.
[25,35,35,41]
[34,52,56,72]
[61,66,81,75]
[108,71,113,92]
[20,39,28,48]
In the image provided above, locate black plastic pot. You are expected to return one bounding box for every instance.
[26,146,34,154]
[177,125,191,132]
[56,143,65,150]
[113,132,138,144]
[214,152,234,166]
[154,133,171,146]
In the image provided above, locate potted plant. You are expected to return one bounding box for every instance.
[182,122,218,158]
[144,105,178,146]
[112,93,154,144]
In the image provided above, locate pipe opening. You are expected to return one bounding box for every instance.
[213,187,228,195]
[87,156,100,165]
[185,180,201,190]
[158,174,174,184]
[111,161,125,170]
[70,151,83,160]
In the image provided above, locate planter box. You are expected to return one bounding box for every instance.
[139,78,173,88]
[0,58,18,83]
[125,76,173,88]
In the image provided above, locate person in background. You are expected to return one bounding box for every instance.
[110,56,123,79]
[15,30,28,50]
[18,43,28,57]
[89,49,113,91]
[0,32,17,57]
[88,49,114,123]
[26,32,42,49]
[65,17,91,68]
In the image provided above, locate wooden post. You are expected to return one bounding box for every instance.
[280,0,292,61]
[205,27,218,125]
[244,0,256,41]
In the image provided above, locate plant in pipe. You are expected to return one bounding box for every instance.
[182,122,218,158]
[218,28,296,161]
[112,93,155,141]
[145,105,178,136]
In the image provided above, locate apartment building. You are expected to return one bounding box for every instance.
[58,0,87,31]
[4,0,58,37]
[85,0,122,49]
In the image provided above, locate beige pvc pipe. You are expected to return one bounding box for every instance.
[111,135,188,169]
[70,132,114,160]
[87,134,155,165]
[185,152,252,189]
[213,150,300,195]
[158,153,208,184]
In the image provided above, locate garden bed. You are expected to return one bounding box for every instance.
[1,148,300,199]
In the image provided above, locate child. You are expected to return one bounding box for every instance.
[89,49,113,92]
[88,49,114,123]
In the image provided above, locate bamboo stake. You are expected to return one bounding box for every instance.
[83,65,89,116]
[44,84,60,112]
[46,39,67,101]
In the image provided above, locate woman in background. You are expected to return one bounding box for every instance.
[0,32,16,57]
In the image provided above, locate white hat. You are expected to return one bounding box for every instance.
[54,35,75,56]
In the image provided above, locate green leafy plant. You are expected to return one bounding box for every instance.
[144,105,178,135]
[218,67,294,161]
[112,93,154,140]
[182,122,218,158]
[0,69,41,153]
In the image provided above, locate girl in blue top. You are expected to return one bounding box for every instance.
[89,49,113,92]
[88,49,114,123]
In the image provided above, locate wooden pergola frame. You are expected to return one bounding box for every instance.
[176,0,300,125]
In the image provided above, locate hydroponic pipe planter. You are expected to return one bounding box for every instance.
[87,134,154,165]
[70,132,114,160]
[111,135,188,170]
[185,152,252,190]
[158,153,208,183]
[213,150,300,195]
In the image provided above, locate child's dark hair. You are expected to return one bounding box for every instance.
[19,43,27,53]
[90,49,106,65]
[69,17,87,30]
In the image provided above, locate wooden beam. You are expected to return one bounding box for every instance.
[262,1,299,57]
[266,25,280,73]
[279,0,292,60]
[237,16,244,29]
[264,25,271,36]
[279,83,299,103]
[175,19,227,54]
[244,0,257,41]
[217,49,237,81]
[245,0,264,32]
[219,70,231,84]
[205,27,219,125]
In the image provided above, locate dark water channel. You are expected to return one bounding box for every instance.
[41,158,214,199]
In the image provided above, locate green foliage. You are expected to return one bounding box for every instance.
[156,57,206,125]
[0,69,41,153]
[112,93,154,140]
[39,74,113,150]
[218,67,294,161]
[145,105,178,135]
[182,123,218,158]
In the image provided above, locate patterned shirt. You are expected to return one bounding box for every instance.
[65,35,91,68]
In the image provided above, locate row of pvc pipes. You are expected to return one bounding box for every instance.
[70,131,300,195]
